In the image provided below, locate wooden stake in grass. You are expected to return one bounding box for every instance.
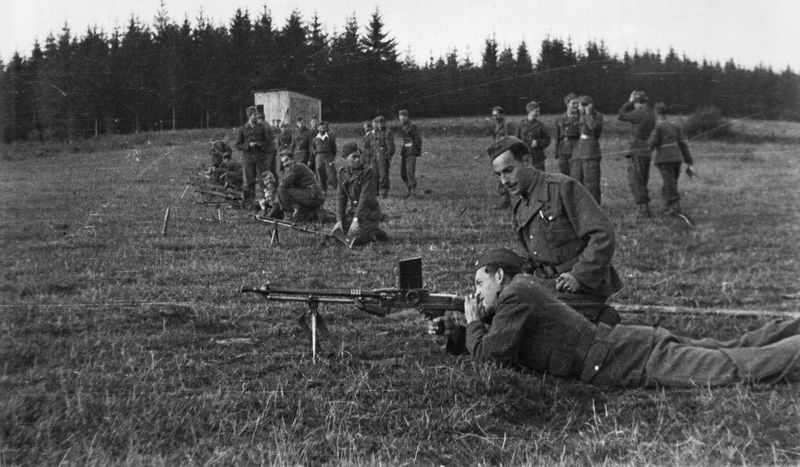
[161,207,171,236]
[217,208,222,222]
[179,184,190,200]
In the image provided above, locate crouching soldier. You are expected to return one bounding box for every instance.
[205,139,233,183]
[221,153,243,191]
[333,143,389,246]
[265,152,329,222]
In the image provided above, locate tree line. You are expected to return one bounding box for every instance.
[1,5,798,143]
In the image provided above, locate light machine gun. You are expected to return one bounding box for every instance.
[252,214,355,248]
[241,257,464,361]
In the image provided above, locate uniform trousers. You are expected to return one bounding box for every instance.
[570,159,602,204]
[627,155,651,205]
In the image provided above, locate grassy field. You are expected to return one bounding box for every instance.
[1,117,799,465]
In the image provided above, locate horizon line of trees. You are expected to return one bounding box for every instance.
[1,4,799,143]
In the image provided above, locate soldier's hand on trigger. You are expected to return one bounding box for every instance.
[427,316,456,336]
[556,272,581,293]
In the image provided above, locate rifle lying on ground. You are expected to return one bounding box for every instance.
[241,257,464,361]
[252,214,355,248]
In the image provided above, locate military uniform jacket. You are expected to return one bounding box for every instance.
[554,113,581,157]
[648,120,693,165]
[359,131,374,159]
[311,133,337,160]
[573,112,603,160]
[291,126,312,153]
[515,118,551,161]
[492,118,514,140]
[618,103,655,158]
[456,276,654,388]
[512,171,621,296]
[276,130,293,152]
[336,166,381,222]
[371,128,396,159]
[398,122,422,157]
[235,122,274,162]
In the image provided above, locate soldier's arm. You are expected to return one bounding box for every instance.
[386,130,395,158]
[336,175,348,221]
[539,125,551,149]
[561,179,616,291]
[234,128,249,151]
[618,102,635,121]
[355,169,378,220]
[677,126,693,165]
[412,125,422,152]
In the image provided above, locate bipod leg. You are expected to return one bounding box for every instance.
[270,223,280,245]
[297,299,338,363]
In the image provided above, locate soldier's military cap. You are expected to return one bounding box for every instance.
[492,106,504,114]
[563,93,578,104]
[474,248,525,274]
[398,109,409,117]
[372,115,385,123]
[634,91,648,103]
[246,106,257,116]
[486,136,530,162]
[578,95,593,105]
[525,101,540,112]
[341,142,359,156]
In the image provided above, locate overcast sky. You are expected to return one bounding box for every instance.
[2,0,798,71]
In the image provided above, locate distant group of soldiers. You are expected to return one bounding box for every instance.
[491,91,694,217]
[202,106,424,246]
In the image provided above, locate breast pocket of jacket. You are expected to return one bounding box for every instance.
[540,206,577,248]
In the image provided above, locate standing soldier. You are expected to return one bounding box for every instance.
[276,122,293,154]
[235,106,275,208]
[618,90,656,218]
[311,121,338,193]
[571,95,604,204]
[397,109,422,198]
[334,143,389,246]
[515,100,551,171]
[291,116,313,166]
[491,106,515,209]
[553,93,581,176]
[371,115,395,198]
[255,112,278,181]
[648,102,694,216]
[359,120,375,169]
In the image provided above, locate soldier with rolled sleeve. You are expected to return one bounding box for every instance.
[619,90,657,218]
[488,136,621,325]
[311,121,338,193]
[648,102,694,216]
[371,115,396,199]
[515,101,551,172]
[571,95,604,204]
[333,143,389,246]
[553,93,581,176]
[235,106,276,208]
[397,109,422,198]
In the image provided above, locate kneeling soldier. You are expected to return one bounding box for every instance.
[333,143,389,246]
[266,152,327,222]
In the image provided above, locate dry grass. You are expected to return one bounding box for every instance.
[1,121,799,464]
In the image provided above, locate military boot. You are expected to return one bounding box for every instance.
[637,203,652,218]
